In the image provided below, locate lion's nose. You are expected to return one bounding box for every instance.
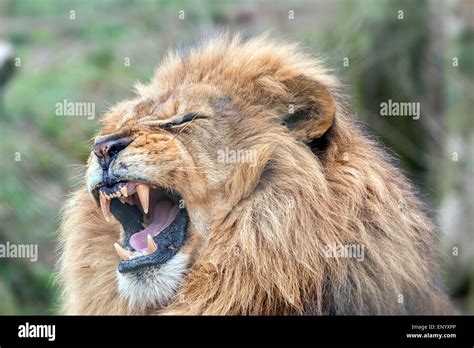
[93,135,133,160]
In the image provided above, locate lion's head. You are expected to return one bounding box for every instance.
[59,33,453,315]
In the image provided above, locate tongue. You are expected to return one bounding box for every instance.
[129,200,180,252]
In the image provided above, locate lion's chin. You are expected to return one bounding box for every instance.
[116,252,190,311]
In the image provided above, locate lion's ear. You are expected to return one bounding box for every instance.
[280,76,336,143]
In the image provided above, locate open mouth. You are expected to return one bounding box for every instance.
[94,181,188,273]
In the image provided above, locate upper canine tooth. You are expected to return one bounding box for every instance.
[115,191,122,198]
[136,184,150,214]
[147,234,157,254]
[114,243,132,261]
[120,186,128,197]
[99,192,111,222]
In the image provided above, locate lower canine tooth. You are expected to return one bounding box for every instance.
[114,243,132,261]
[147,234,157,253]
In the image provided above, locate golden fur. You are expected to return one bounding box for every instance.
[58,33,454,315]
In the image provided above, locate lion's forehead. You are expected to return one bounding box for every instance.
[98,84,223,133]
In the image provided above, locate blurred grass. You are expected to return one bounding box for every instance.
[0,0,472,314]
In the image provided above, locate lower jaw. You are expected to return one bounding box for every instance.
[118,206,189,273]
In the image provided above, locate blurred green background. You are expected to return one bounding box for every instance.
[0,0,472,314]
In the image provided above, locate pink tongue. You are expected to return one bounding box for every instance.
[129,200,180,252]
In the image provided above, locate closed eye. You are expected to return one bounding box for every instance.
[139,112,207,130]
[162,112,204,129]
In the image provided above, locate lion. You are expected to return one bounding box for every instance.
[57,33,455,315]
